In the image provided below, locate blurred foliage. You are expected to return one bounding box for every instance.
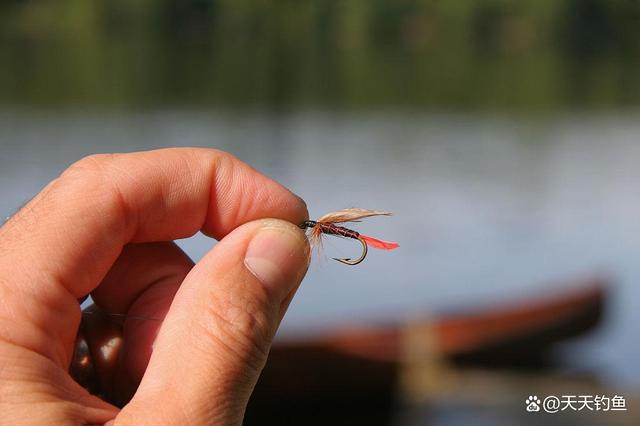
[0,0,639,110]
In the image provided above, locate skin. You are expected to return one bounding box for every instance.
[0,148,311,425]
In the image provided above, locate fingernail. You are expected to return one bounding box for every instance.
[244,222,309,298]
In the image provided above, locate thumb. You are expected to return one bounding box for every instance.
[116,219,310,425]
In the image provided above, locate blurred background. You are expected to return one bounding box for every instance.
[1,1,640,425]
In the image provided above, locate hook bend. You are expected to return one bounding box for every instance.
[332,237,368,266]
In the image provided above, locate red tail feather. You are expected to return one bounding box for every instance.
[360,235,400,250]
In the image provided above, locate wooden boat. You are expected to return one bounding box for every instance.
[245,276,608,425]
[313,277,606,366]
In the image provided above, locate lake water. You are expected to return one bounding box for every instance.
[1,109,639,388]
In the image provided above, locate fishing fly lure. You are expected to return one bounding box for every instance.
[300,208,399,265]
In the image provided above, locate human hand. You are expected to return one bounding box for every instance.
[0,148,310,425]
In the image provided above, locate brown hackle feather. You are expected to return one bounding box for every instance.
[303,224,322,253]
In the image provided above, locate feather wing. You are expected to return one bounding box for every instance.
[316,208,392,224]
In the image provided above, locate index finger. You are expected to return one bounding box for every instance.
[0,148,307,365]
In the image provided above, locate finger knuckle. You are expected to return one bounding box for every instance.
[58,153,131,233]
[59,154,119,195]
[65,153,118,176]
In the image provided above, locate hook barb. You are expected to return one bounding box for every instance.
[332,237,368,266]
